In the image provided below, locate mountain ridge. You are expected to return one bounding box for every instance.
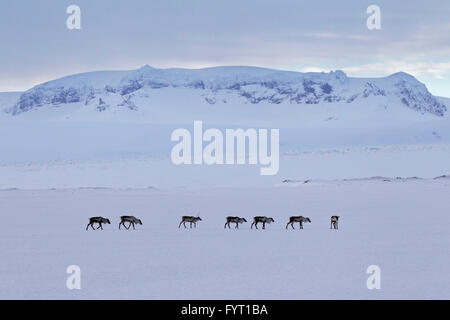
[1,65,447,117]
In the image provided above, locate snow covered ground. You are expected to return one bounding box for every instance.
[0,179,449,299]
[1,114,450,189]
[1,143,450,189]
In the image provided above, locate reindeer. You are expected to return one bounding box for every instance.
[224,216,247,229]
[330,216,339,229]
[119,216,143,230]
[286,216,311,230]
[86,217,111,230]
[251,216,274,229]
[178,215,202,228]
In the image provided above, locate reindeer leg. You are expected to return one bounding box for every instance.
[90,223,96,230]
[262,222,266,230]
[86,223,91,231]
[179,221,183,228]
[235,222,239,229]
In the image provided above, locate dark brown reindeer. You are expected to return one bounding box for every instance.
[224,216,247,229]
[250,216,274,229]
[286,216,311,229]
[119,216,143,230]
[178,215,202,228]
[86,217,111,230]
[330,216,340,229]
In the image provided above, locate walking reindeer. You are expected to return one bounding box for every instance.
[86,217,111,230]
[286,216,311,230]
[178,215,202,228]
[330,216,339,229]
[251,216,275,230]
[84,214,341,231]
[224,216,247,229]
[119,216,143,230]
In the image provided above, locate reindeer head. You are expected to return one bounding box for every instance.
[306,217,311,223]
[197,216,202,221]
[137,219,143,225]
[268,217,275,222]
[242,218,247,223]
[104,218,111,224]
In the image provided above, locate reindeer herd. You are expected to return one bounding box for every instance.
[86,215,340,230]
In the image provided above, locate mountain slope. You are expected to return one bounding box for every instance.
[2,65,447,118]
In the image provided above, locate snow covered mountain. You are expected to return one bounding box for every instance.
[1,65,450,189]
[2,65,447,118]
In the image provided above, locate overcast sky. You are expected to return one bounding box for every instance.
[1,0,449,96]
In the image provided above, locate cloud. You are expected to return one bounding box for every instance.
[1,0,450,95]
[301,67,332,73]
[341,61,450,79]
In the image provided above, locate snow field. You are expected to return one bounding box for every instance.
[0,180,448,299]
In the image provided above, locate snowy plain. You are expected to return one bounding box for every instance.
[0,180,449,299]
